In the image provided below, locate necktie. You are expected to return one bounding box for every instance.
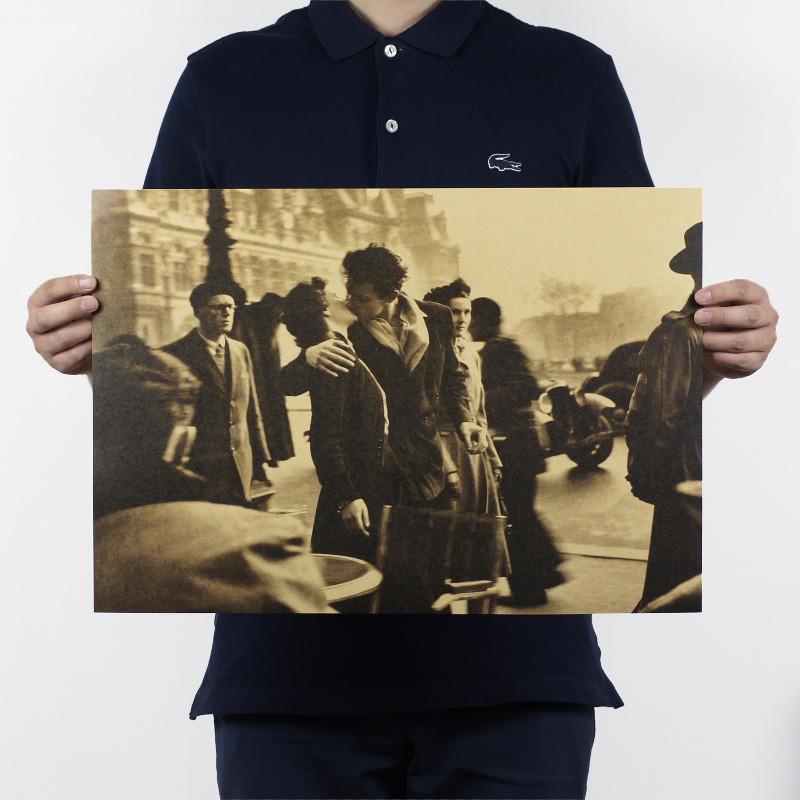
[213,342,226,374]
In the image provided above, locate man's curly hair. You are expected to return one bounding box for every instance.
[341,244,408,298]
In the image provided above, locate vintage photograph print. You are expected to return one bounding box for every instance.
[93,188,702,614]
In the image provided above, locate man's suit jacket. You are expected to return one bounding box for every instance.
[163,329,270,502]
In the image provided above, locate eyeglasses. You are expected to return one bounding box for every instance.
[205,304,236,313]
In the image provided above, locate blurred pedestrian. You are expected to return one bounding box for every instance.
[471,296,564,605]
[93,335,328,614]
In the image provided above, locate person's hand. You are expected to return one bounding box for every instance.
[458,422,488,454]
[694,280,778,390]
[26,274,98,374]
[340,499,370,537]
[305,339,356,377]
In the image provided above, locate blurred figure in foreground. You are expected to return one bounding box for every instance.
[626,222,704,612]
[470,297,564,606]
[93,336,328,613]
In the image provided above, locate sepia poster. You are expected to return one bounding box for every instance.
[92,187,702,614]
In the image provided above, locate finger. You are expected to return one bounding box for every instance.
[694,302,776,330]
[323,349,356,367]
[329,341,357,358]
[322,350,357,367]
[315,362,342,378]
[362,507,370,531]
[31,318,93,360]
[46,338,93,375]
[28,275,96,312]
[319,355,354,374]
[26,293,98,337]
[694,279,768,308]
[701,328,776,355]
[703,350,768,377]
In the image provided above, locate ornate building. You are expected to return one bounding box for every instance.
[92,188,460,349]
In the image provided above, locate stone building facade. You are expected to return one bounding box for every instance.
[92,188,460,349]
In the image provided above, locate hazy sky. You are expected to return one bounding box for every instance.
[413,188,702,324]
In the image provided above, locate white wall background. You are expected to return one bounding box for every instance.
[1,2,798,798]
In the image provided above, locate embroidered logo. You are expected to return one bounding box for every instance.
[488,153,522,172]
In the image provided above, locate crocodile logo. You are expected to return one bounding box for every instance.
[488,153,522,172]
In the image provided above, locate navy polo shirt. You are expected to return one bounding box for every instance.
[145,1,653,718]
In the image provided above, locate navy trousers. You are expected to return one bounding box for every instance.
[215,702,595,799]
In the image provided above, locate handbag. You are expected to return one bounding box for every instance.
[372,457,507,613]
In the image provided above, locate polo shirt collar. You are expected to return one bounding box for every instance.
[308,1,486,61]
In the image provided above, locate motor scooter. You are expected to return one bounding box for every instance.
[535,380,616,468]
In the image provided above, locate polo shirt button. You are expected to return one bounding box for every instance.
[384,43,398,58]
[385,119,399,133]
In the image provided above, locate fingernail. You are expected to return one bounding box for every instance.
[81,296,98,312]
[695,310,712,325]
[79,276,95,290]
[695,289,711,304]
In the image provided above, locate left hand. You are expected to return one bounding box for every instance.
[694,280,778,386]
[458,422,488,454]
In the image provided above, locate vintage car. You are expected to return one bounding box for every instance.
[580,340,644,430]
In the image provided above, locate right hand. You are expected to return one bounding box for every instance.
[340,499,370,537]
[458,421,488,454]
[26,275,98,374]
[306,339,356,377]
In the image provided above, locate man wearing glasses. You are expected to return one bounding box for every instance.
[163,282,271,505]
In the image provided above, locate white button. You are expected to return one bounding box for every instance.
[385,119,399,133]
[384,43,398,58]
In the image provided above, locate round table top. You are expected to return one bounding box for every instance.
[312,553,383,604]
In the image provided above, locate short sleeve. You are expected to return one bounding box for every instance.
[574,57,653,187]
[143,65,215,190]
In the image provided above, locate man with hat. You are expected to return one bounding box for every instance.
[626,222,704,610]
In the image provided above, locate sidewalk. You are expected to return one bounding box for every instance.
[494,554,645,615]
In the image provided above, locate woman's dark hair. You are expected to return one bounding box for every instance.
[423,278,471,306]
[282,277,331,349]
[341,243,408,298]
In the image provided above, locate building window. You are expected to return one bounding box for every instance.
[139,253,157,287]
[174,260,194,293]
